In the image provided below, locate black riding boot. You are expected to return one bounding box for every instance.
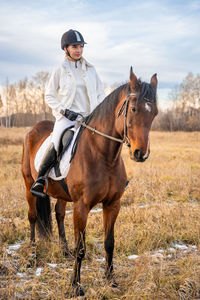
[30,143,57,198]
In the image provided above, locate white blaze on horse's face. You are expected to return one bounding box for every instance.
[144,103,151,112]
[143,138,150,160]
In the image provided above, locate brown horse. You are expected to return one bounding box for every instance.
[21,68,158,296]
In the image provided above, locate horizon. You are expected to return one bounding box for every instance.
[1,0,200,109]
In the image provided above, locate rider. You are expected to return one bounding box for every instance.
[30,29,105,197]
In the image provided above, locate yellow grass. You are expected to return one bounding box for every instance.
[0,128,200,299]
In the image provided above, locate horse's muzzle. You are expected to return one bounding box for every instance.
[130,148,149,162]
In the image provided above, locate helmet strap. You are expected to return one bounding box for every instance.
[66,47,81,65]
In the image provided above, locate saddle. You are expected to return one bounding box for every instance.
[35,125,83,179]
[52,125,84,196]
[54,125,83,177]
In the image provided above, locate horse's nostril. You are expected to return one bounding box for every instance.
[134,149,142,159]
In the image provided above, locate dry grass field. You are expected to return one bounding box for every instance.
[0,128,200,299]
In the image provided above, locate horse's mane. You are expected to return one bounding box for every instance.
[85,83,128,124]
[85,80,157,125]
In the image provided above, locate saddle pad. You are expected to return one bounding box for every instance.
[34,128,80,181]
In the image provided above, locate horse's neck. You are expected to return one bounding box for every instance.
[83,116,123,164]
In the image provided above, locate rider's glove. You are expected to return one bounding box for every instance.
[64,109,79,121]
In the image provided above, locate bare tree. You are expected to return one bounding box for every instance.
[154,72,200,131]
[0,71,53,127]
[30,72,50,119]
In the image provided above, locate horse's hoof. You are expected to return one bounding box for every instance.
[62,248,74,260]
[26,244,37,267]
[111,280,118,288]
[108,278,118,288]
[27,252,37,267]
[106,273,118,288]
[74,285,85,297]
[29,241,36,248]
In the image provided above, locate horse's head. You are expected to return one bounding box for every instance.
[116,67,158,162]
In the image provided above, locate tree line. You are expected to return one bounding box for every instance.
[153,73,200,131]
[0,72,200,131]
[0,72,53,127]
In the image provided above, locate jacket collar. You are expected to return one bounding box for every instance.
[62,57,93,72]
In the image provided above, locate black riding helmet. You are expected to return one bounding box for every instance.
[61,29,87,50]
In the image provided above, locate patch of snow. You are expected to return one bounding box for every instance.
[65,210,72,214]
[174,243,188,250]
[35,267,43,277]
[47,263,57,268]
[152,253,164,258]
[16,272,27,278]
[128,254,139,260]
[137,203,150,208]
[90,208,102,213]
[168,247,176,252]
[126,242,198,262]
[96,257,105,262]
[6,243,22,254]
[0,217,8,222]
[191,245,197,249]
[151,252,164,263]
[157,249,164,253]
[15,293,24,299]
[9,244,21,251]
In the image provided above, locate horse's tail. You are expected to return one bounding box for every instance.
[36,195,52,238]
[21,122,54,239]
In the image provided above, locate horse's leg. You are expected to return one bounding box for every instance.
[71,200,88,297]
[55,199,70,256]
[24,188,38,266]
[103,199,120,286]
[22,141,36,244]
[26,188,37,244]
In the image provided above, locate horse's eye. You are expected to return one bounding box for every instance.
[131,106,136,113]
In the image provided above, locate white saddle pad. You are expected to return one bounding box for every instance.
[34,129,80,181]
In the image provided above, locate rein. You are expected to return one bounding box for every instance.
[77,91,138,146]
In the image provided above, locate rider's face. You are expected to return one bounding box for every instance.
[65,44,84,60]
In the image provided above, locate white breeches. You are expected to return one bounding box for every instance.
[51,116,76,151]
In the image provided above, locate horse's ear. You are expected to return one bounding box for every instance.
[150,73,158,91]
[129,66,139,91]
[130,66,137,82]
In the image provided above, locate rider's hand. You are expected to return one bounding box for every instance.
[64,109,79,121]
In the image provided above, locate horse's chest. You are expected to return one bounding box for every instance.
[85,170,125,205]
[86,176,110,200]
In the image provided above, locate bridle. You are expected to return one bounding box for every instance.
[116,91,139,146]
[77,89,139,147]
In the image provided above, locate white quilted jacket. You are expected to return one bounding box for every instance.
[45,57,105,120]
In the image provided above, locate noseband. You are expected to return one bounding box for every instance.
[77,90,138,146]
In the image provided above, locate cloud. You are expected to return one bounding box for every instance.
[0,0,200,107]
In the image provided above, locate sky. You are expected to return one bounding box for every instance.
[0,0,200,109]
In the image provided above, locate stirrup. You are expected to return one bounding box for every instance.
[30,176,49,198]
